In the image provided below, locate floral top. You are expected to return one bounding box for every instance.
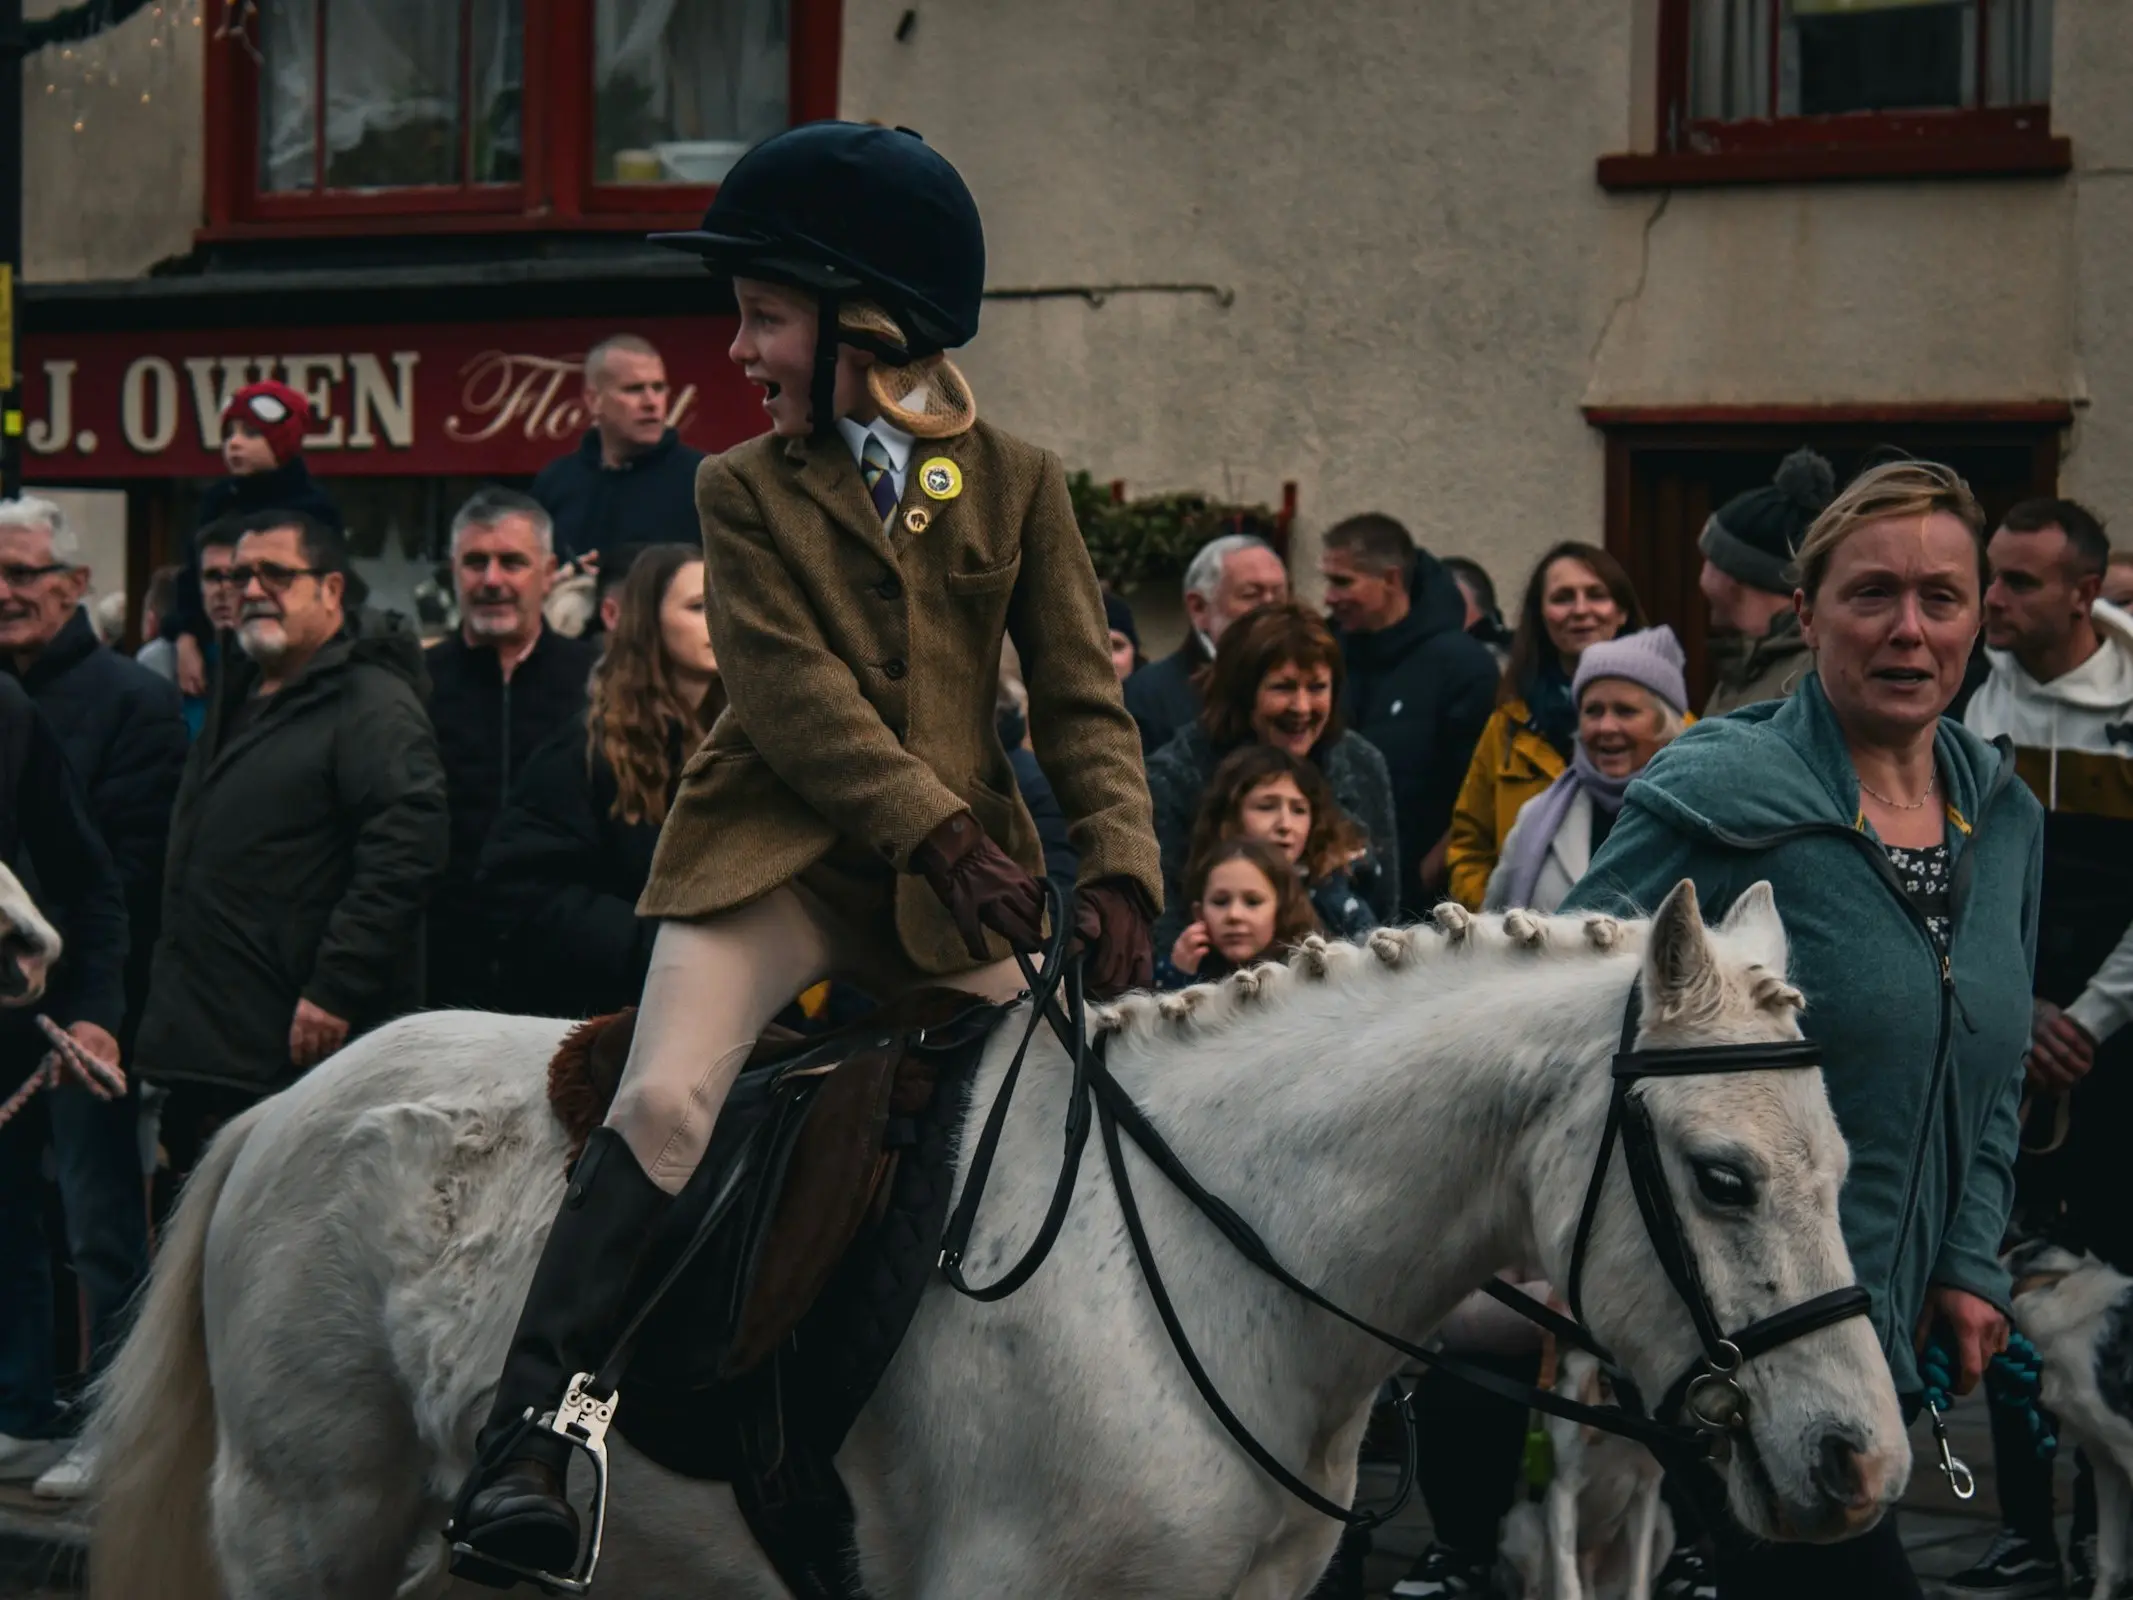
[1883,839,1953,952]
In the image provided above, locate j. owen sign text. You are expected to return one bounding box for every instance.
[19,317,764,480]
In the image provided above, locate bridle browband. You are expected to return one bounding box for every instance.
[939,893,1873,1526]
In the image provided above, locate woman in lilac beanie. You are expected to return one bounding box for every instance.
[1484,626,1689,910]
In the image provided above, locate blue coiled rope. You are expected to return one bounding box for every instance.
[1920,1330,2056,1460]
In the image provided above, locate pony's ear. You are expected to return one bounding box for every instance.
[1643,879,1721,1020]
[1717,880,1790,974]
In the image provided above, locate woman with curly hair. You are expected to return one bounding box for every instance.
[1184,742,1375,939]
[479,545,722,1018]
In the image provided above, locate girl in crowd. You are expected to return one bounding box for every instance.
[1147,602,1397,957]
[479,546,720,1019]
[1566,462,2042,1596]
[1484,626,1689,913]
[1185,743,1375,939]
[1158,836,1320,988]
[1446,541,1642,908]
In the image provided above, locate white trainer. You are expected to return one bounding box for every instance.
[32,1438,97,1500]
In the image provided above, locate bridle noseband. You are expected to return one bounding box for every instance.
[1557,986,1872,1444]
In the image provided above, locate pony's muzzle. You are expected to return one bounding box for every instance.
[1796,1419,1900,1537]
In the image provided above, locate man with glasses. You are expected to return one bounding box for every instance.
[135,509,447,1196]
[423,488,598,1008]
[0,498,156,1502]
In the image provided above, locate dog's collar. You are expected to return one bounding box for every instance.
[2012,1270,2072,1298]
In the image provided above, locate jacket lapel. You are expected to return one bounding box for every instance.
[783,435,897,567]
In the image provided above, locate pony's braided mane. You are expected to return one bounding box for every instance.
[1094,906,1642,1041]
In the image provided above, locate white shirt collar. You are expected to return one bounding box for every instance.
[835,414,917,492]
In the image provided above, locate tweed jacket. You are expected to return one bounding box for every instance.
[640,420,1162,975]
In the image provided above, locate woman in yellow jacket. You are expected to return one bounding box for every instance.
[1446,541,1643,908]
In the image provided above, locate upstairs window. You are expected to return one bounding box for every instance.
[1603,0,2066,186]
[206,0,836,235]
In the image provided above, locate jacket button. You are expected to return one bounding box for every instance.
[883,658,907,680]
[874,575,903,601]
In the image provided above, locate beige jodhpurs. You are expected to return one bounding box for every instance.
[604,884,1024,1194]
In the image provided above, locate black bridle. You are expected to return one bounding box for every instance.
[939,895,1872,1525]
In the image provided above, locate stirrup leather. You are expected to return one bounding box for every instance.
[446,1373,618,1595]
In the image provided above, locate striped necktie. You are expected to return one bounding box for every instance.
[860,434,899,526]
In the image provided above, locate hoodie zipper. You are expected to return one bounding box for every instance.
[1688,743,2015,1343]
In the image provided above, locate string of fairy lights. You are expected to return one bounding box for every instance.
[35,0,208,136]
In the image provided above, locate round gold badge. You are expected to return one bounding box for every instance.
[919,457,963,501]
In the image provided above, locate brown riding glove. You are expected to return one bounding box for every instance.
[1072,878,1156,999]
[910,812,1047,963]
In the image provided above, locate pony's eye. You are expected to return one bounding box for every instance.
[1693,1161,1756,1209]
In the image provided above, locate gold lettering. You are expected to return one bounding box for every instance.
[348,352,418,449]
[122,357,181,454]
[183,356,272,450]
[281,354,346,449]
[25,360,76,456]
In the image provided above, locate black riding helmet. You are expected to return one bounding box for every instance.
[650,121,985,439]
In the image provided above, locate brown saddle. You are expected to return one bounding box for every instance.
[546,988,991,1376]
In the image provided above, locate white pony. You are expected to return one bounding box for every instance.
[88,882,1908,1599]
[0,857,62,1007]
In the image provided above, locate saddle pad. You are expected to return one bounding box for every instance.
[608,1011,985,1484]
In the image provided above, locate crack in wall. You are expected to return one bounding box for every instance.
[1589,190,1672,369]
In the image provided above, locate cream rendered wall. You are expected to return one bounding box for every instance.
[841,0,2114,602]
[20,0,203,283]
[838,0,1639,603]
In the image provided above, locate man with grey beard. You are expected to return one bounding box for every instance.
[422,488,599,1008]
[136,510,446,1179]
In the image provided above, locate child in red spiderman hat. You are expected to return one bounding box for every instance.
[163,380,346,697]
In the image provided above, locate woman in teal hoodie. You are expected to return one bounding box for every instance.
[1565,461,2042,1598]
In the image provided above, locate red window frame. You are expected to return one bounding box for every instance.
[202,0,842,238]
[1599,0,2069,189]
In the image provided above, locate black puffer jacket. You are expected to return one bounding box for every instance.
[423,628,600,1006]
[531,429,707,562]
[1338,552,1501,920]
[477,712,666,1019]
[0,676,127,1076]
[7,608,188,1042]
[136,612,449,1090]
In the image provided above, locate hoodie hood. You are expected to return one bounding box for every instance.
[1627,670,2014,847]
[1345,550,1470,665]
[1978,598,2133,713]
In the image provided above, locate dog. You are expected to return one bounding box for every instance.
[2006,1239,2133,1600]
[1501,1346,1674,1600]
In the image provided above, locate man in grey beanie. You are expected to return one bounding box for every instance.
[1699,447,1835,716]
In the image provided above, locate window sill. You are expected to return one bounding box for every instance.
[1596,134,2071,190]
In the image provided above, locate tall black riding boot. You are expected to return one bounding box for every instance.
[449,1127,671,1588]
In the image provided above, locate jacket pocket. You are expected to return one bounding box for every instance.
[945,555,1022,596]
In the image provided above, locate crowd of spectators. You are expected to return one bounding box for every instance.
[2,412,2129,1600]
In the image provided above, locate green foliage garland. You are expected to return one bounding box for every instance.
[1067,472,1280,594]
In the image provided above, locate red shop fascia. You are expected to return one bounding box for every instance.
[20,261,764,635]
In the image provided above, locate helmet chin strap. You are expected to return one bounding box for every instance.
[809,289,843,442]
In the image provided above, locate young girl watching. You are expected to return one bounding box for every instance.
[1185,744,1375,939]
[1160,837,1320,988]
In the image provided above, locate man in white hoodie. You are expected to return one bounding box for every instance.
[1948,497,2133,1600]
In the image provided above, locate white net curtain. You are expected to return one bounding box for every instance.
[594,0,788,185]
[260,0,521,191]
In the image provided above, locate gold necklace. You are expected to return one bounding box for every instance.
[1859,773,1937,811]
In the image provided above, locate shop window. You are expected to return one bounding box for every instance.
[205,0,838,235]
[1599,0,2068,188]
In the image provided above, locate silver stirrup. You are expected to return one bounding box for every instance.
[448,1373,618,1595]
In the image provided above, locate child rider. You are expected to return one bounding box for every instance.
[449,121,1163,1585]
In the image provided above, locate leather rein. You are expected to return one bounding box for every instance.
[937,890,1872,1526]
